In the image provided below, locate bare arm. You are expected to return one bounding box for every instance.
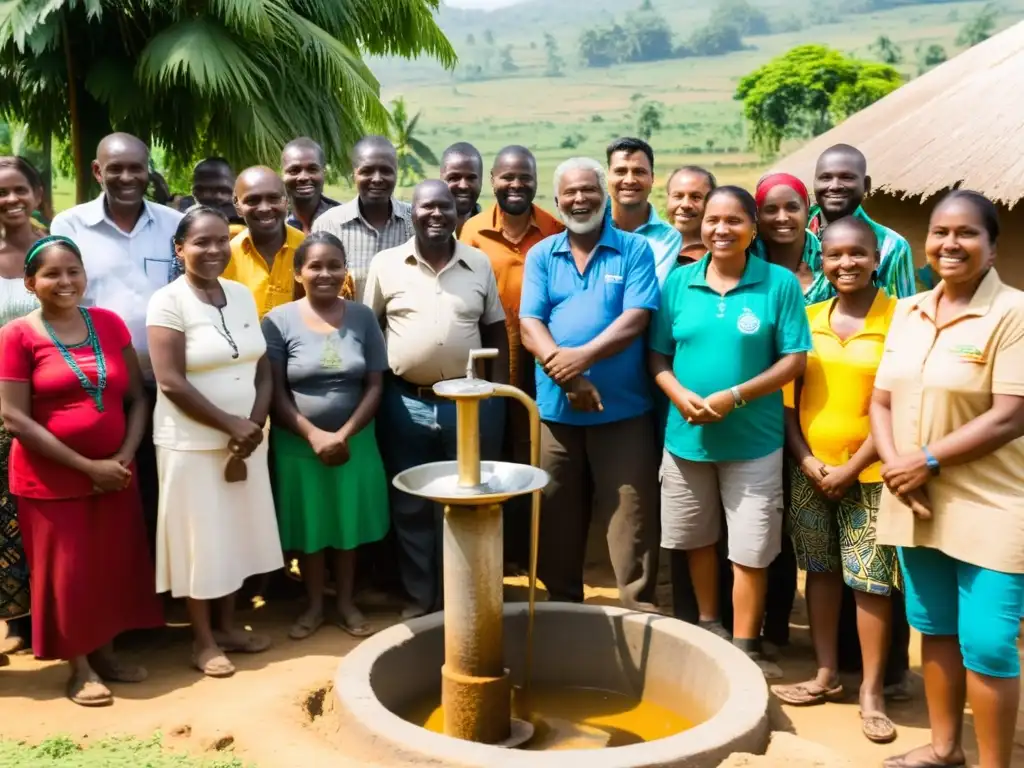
[481,320,510,384]
[649,349,698,404]
[148,325,240,435]
[0,380,92,474]
[926,394,1024,467]
[249,355,272,426]
[520,317,558,364]
[114,344,151,463]
[338,371,384,441]
[734,353,807,403]
[267,357,320,439]
[784,404,813,465]
[869,388,899,465]
[579,309,650,365]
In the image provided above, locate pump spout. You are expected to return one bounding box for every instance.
[465,347,498,380]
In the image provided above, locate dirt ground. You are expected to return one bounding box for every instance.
[1,559,1022,768]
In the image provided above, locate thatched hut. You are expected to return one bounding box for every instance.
[775,21,1024,287]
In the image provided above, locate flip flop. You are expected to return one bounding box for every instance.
[192,647,235,678]
[66,675,113,707]
[214,631,271,654]
[772,679,844,706]
[89,654,148,683]
[336,608,375,638]
[288,612,324,641]
[882,746,966,768]
[860,710,897,744]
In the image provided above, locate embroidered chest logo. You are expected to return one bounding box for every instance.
[320,339,343,370]
[737,308,761,335]
[951,343,985,363]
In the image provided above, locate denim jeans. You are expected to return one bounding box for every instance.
[377,380,505,611]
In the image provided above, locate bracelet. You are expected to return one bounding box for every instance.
[922,445,940,476]
[730,385,746,408]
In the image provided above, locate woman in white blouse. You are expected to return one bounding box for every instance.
[147,206,282,678]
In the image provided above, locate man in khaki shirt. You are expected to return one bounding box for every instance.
[364,179,508,617]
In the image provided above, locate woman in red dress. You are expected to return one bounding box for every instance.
[0,235,163,706]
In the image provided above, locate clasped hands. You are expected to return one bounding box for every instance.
[308,428,351,467]
[88,450,134,493]
[227,416,264,461]
[880,449,933,520]
[673,388,736,425]
[542,347,603,413]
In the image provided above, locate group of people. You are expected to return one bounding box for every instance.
[0,127,1019,768]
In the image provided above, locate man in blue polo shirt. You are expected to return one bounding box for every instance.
[520,157,661,611]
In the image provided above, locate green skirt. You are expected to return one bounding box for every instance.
[271,424,390,553]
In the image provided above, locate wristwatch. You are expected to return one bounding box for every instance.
[922,446,940,476]
[730,386,746,408]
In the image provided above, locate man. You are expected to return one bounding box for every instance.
[605,137,681,287]
[440,142,484,237]
[666,165,716,265]
[313,136,413,301]
[809,144,916,298]
[50,132,183,546]
[281,137,339,233]
[222,166,305,318]
[460,145,564,569]
[177,157,238,221]
[365,180,508,618]
[520,157,660,611]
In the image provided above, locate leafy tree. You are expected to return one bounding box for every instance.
[956,3,999,47]
[466,33,476,46]
[579,25,628,67]
[636,101,664,141]
[687,18,745,57]
[622,2,675,62]
[388,97,438,186]
[499,45,518,73]
[917,43,947,73]
[0,0,455,203]
[483,29,495,45]
[735,44,902,155]
[717,0,770,36]
[870,35,903,64]
[544,33,565,77]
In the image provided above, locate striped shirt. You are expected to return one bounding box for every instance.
[311,196,413,301]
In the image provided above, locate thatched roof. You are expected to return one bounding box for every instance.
[774,21,1024,207]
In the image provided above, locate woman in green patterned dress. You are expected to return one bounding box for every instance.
[0,157,45,664]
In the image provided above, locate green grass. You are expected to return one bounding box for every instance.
[0,735,252,768]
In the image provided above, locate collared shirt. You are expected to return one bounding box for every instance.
[874,269,1024,574]
[650,254,812,462]
[752,229,832,305]
[607,204,683,288]
[222,225,306,318]
[520,222,659,426]
[809,205,916,299]
[312,196,413,302]
[50,195,183,362]
[363,238,505,386]
[286,193,340,233]
[798,290,896,483]
[460,203,564,390]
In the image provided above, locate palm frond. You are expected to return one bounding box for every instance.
[407,135,437,165]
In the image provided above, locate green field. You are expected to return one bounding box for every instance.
[45,0,1024,215]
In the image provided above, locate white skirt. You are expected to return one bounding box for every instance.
[155,441,283,599]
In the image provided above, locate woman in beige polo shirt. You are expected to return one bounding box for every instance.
[870,190,1024,768]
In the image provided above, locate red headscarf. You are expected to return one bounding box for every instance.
[755,173,809,209]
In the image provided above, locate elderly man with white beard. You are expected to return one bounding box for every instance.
[519,157,661,611]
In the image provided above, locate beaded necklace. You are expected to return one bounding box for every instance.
[42,307,107,412]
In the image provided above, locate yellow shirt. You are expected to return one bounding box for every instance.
[798,291,896,483]
[223,225,305,318]
[874,270,1024,574]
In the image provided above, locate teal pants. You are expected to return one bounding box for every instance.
[898,546,1024,678]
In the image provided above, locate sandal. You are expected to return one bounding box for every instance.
[336,608,375,638]
[0,652,8,668]
[192,647,235,678]
[288,612,324,641]
[882,745,966,768]
[213,630,271,654]
[860,710,897,744]
[772,679,844,706]
[66,674,113,707]
[88,652,148,683]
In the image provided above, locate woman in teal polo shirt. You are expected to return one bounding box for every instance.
[649,185,812,677]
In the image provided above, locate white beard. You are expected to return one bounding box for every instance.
[559,197,608,235]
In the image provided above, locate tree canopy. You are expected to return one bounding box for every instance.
[0,0,456,202]
[735,44,903,155]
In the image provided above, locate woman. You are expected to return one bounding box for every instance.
[753,173,830,303]
[148,206,282,678]
[262,232,389,640]
[0,157,46,660]
[872,190,1024,768]
[0,236,163,705]
[666,166,716,266]
[772,217,900,744]
[649,186,811,677]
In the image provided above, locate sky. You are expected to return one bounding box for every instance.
[445,0,524,8]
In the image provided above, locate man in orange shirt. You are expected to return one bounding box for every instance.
[460,145,563,569]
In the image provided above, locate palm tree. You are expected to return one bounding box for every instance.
[388,96,438,185]
[0,0,456,203]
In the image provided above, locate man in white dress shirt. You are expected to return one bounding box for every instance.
[50,132,183,547]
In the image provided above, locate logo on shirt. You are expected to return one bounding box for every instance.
[737,308,761,335]
[605,273,624,284]
[320,339,343,370]
[951,344,985,363]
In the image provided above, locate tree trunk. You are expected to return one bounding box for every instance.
[60,12,86,204]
